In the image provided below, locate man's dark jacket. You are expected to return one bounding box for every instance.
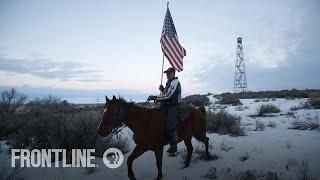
[160,77,181,132]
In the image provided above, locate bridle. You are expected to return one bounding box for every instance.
[108,101,128,135]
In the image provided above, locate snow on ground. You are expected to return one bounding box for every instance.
[0,98,319,179]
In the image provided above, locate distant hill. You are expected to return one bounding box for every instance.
[216,89,320,99]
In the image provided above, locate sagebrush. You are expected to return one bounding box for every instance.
[206,110,245,136]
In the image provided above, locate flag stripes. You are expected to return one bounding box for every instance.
[160,6,186,72]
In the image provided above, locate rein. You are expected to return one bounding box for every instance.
[108,100,152,136]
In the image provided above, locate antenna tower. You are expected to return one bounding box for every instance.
[233,37,247,93]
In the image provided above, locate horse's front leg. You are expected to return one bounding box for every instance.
[154,147,163,180]
[127,145,146,180]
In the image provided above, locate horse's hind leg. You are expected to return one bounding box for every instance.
[195,134,210,158]
[183,136,193,168]
[127,145,146,180]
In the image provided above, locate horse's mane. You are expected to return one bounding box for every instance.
[118,98,161,112]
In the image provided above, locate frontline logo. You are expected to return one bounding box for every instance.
[102,148,124,169]
[11,148,123,168]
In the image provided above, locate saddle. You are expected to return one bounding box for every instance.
[178,103,195,121]
[137,101,194,122]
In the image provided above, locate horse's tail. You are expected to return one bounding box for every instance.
[198,106,206,117]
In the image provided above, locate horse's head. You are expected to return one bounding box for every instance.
[97,95,125,137]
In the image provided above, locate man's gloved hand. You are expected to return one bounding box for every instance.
[159,85,164,92]
[147,95,157,101]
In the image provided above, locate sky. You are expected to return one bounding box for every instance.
[0,0,319,102]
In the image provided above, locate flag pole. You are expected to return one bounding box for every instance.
[160,2,169,92]
[160,54,164,88]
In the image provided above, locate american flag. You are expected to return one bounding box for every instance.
[160,6,186,72]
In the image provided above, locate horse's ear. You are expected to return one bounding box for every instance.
[112,95,116,100]
[105,96,109,102]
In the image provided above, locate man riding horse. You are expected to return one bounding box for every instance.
[148,67,181,154]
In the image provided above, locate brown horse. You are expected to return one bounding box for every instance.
[97,96,210,180]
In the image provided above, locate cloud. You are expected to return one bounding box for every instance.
[0,56,109,82]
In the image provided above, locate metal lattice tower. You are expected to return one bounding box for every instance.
[233,37,247,93]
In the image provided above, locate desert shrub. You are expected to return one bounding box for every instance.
[255,120,265,131]
[206,110,245,136]
[301,102,313,109]
[309,114,320,130]
[218,94,241,106]
[239,152,249,161]
[296,160,320,180]
[290,105,301,111]
[7,96,129,158]
[309,97,320,109]
[203,167,218,179]
[291,102,313,111]
[290,115,319,130]
[286,158,298,170]
[194,143,217,161]
[203,167,280,180]
[0,88,27,116]
[218,89,320,99]
[9,110,100,149]
[26,95,78,114]
[257,104,280,116]
[285,96,295,100]
[290,121,310,130]
[267,121,277,128]
[286,111,296,118]
[181,94,210,106]
[0,88,27,138]
[309,92,320,97]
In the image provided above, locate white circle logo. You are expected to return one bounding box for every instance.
[102,148,124,168]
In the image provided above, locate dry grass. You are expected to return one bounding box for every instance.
[239,152,249,161]
[290,102,312,111]
[257,104,280,116]
[6,96,130,160]
[267,121,277,128]
[194,143,218,161]
[290,114,320,130]
[203,167,280,180]
[85,167,96,175]
[296,160,320,180]
[206,110,245,136]
[220,139,233,152]
[309,92,320,109]
[255,120,265,131]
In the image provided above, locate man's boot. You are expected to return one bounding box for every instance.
[167,142,177,154]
